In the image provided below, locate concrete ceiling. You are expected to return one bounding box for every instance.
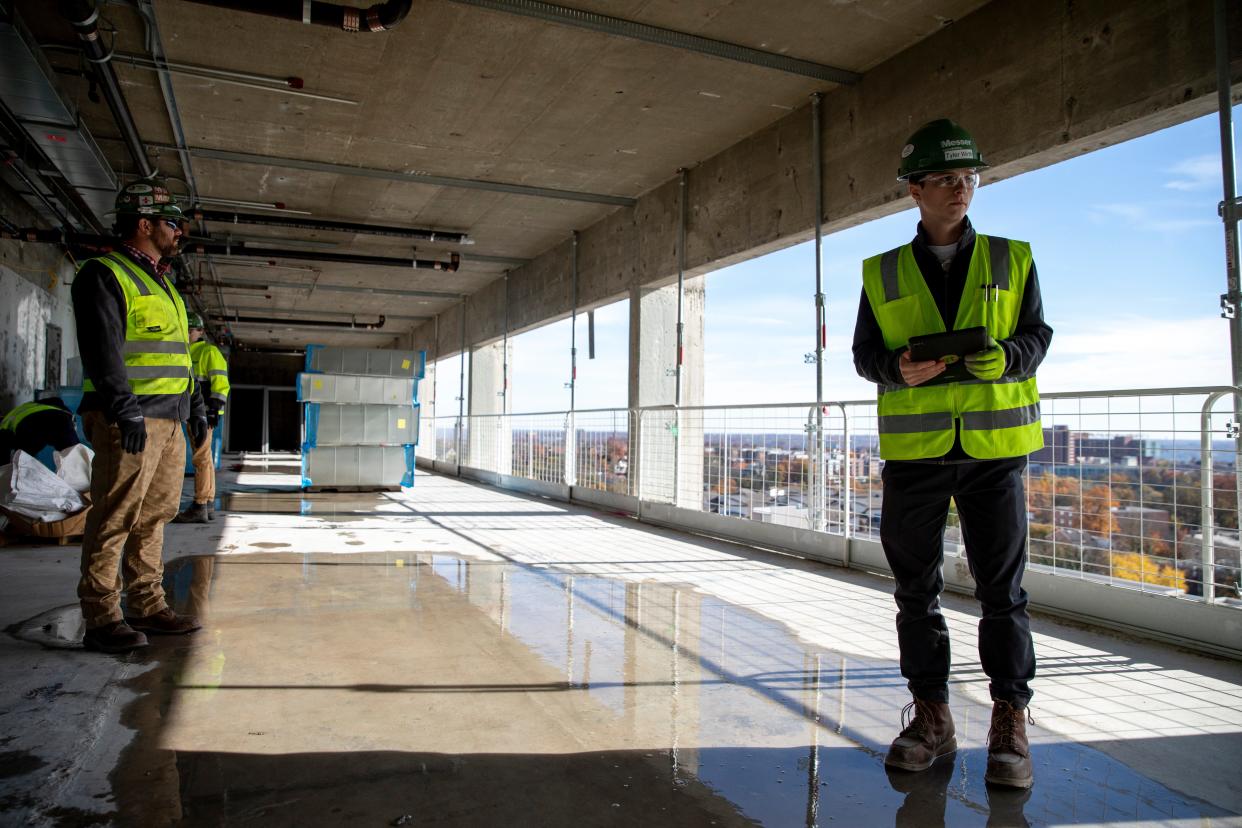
[11,0,990,348]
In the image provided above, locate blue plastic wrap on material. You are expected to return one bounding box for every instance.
[402,444,416,487]
[303,403,321,450]
[304,344,324,373]
[295,372,305,402]
[301,451,312,487]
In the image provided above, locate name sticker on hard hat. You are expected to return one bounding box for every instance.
[943,148,974,161]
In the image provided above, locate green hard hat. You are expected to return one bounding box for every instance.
[897,119,988,181]
[186,311,204,329]
[114,178,185,220]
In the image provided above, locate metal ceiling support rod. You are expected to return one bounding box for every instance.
[673,167,687,508]
[215,319,395,336]
[457,298,467,472]
[1213,0,1241,606]
[447,0,860,85]
[220,303,430,323]
[191,207,471,244]
[212,273,462,300]
[187,241,462,271]
[106,51,358,105]
[502,272,510,410]
[212,313,385,329]
[811,92,826,534]
[179,0,412,32]
[59,0,154,178]
[565,231,578,488]
[157,145,637,207]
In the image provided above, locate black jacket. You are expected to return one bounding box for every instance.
[72,252,204,423]
[852,217,1053,462]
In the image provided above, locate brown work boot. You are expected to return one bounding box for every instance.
[885,698,957,772]
[985,700,1034,789]
[82,620,149,653]
[125,607,202,635]
[173,502,210,524]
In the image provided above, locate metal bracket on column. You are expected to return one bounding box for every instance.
[1227,421,1240,439]
[1219,196,1242,222]
[1222,293,1238,320]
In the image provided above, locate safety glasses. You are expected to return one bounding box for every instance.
[161,218,184,233]
[919,171,980,190]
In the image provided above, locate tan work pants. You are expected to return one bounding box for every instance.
[78,413,185,628]
[191,424,215,504]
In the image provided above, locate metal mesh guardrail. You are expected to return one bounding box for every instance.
[417,386,1241,607]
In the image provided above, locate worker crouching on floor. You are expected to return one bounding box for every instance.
[0,398,80,462]
[851,119,1053,789]
[174,313,229,524]
[71,178,207,654]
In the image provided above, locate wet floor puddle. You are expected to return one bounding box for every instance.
[7,553,1237,827]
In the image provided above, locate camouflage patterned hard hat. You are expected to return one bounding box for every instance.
[114,178,185,219]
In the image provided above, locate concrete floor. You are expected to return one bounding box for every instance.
[1,456,1240,827]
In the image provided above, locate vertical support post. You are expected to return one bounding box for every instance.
[811,93,827,533]
[503,272,511,475]
[1214,0,1240,604]
[457,299,466,472]
[840,404,852,566]
[1201,392,1226,604]
[674,168,688,506]
[261,387,270,454]
[566,232,579,488]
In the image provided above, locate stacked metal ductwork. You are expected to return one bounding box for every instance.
[297,345,424,490]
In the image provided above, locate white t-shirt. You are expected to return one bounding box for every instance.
[928,243,956,272]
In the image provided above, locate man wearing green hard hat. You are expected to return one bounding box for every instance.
[173,311,230,524]
[70,177,208,653]
[852,119,1053,789]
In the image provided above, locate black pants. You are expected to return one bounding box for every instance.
[880,457,1035,706]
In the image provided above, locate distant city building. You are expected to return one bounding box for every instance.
[1031,424,1075,464]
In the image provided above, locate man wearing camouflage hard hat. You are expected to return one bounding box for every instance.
[852,119,1053,789]
[70,177,208,653]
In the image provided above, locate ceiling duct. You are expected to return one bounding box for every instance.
[0,8,115,228]
[213,313,386,330]
[58,0,154,180]
[179,0,412,33]
[192,207,471,244]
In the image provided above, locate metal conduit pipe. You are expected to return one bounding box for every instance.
[180,0,412,32]
[212,313,386,329]
[187,241,461,271]
[58,0,154,178]
[191,208,470,244]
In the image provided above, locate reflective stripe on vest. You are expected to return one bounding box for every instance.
[1,402,60,433]
[80,252,192,398]
[861,234,1043,461]
[189,340,230,412]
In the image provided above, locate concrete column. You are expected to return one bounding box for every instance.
[468,340,512,475]
[628,276,705,508]
[418,359,436,459]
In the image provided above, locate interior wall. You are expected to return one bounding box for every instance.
[0,240,78,412]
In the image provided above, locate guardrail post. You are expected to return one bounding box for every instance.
[564,410,577,488]
[1200,391,1229,604]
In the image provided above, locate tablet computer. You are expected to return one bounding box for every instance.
[907,326,989,383]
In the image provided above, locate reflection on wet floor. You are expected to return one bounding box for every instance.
[69,553,1235,827]
[222,490,406,516]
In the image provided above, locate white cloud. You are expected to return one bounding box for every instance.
[1087,202,1214,234]
[1164,154,1221,192]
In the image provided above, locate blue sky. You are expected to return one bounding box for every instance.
[441,107,1238,413]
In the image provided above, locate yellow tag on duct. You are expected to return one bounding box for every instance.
[401,359,411,369]
[397,418,407,429]
[313,379,323,389]
[395,558,404,567]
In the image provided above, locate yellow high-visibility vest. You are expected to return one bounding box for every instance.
[81,251,192,400]
[189,340,230,414]
[0,402,62,433]
[861,235,1043,461]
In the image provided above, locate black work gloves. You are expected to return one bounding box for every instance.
[189,415,209,448]
[118,416,147,454]
[206,411,219,430]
